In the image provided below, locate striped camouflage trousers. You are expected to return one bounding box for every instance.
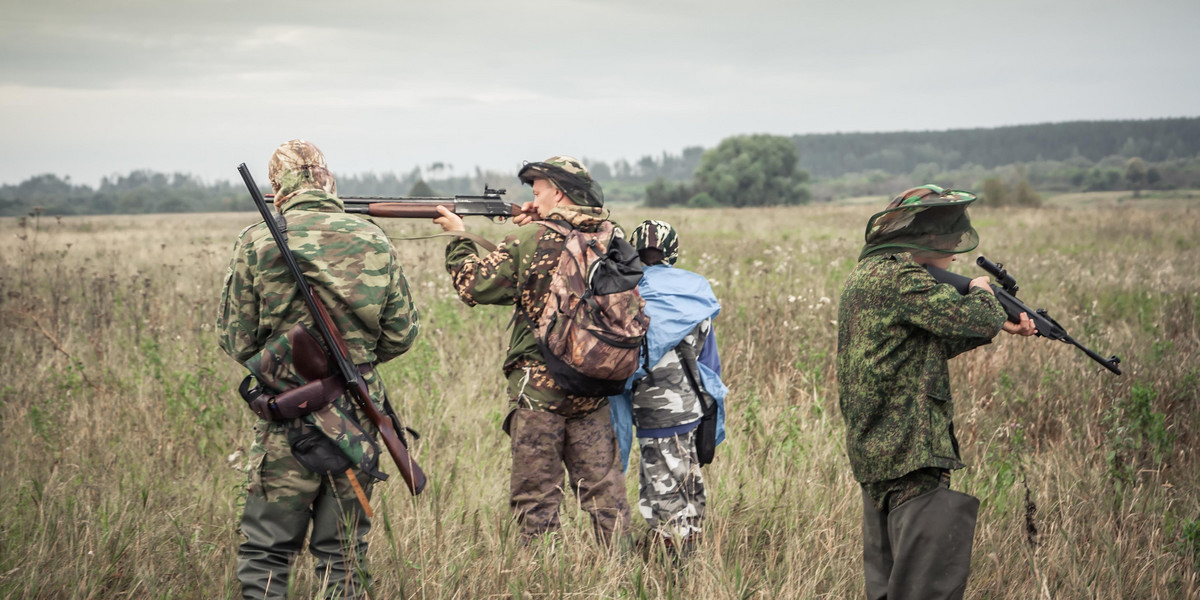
[638,432,705,542]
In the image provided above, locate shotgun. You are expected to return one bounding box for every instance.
[239,163,428,494]
[267,186,524,222]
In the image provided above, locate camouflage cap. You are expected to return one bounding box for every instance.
[267,139,337,205]
[517,155,604,207]
[859,184,979,260]
[630,219,680,266]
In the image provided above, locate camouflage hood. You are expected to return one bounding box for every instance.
[859,184,979,261]
[543,204,611,232]
[268,139,338,207]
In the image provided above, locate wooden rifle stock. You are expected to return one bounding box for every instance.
[238,164,428,495]
[344,200,523,221]
[310,295,427,494]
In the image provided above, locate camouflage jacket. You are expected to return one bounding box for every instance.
[632,321,709,430]
[219,190,419,366]
[836,252,1006,484]
[218,189,420,473]
[444,206,613,417]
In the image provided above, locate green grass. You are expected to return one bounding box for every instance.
[0,194,1197,598]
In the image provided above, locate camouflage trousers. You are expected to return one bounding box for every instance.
[238,419,374,600]
[507,406,631,546]
[637,433,705,542]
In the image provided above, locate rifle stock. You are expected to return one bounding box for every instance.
[238,163,428,495]
[924,257,1122,375]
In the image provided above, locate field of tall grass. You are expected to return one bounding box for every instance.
[1,194,1197,598]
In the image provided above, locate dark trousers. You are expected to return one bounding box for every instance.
[237,423,373,599]
[861,475,979,600]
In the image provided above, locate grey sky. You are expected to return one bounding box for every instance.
[1,0,1197,187]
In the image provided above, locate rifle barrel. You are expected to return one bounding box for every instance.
[923,263,1122,375]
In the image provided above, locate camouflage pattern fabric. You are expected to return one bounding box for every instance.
[445,204,615,417]
[238,418,374,599]
[218,145,419,597]
[836,252,1006,484]
[507,406,631,545]
[536,219,647,387]
[637,434,705,542]
[861,466,949,513]
[268,139,337,206]
[630,219,680,266]
[219,191,419,368]
[859,184,979,261]
[631,322,708,430]
[241,323,310,394]
[219,190,419,475]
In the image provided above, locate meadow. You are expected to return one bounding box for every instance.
[0,194,1196,598]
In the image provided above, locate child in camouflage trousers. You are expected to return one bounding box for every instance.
[610,220,727,556]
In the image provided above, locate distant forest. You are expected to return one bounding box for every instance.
[3,117,1199,216]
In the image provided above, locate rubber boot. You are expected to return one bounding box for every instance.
[861,488,893,600]
[886,486,979,600]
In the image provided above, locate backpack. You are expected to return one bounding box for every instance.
[536,220,649,397]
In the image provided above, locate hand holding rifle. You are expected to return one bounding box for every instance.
[967,276,1038,336]
[926,256,1122,374]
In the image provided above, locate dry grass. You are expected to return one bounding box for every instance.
[0,194,1197,598]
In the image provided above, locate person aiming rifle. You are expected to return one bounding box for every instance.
[219,139,422,599]
[432,155,633,547]
[837,185,1037,600]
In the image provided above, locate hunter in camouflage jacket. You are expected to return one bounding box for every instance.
[219,197,418,369]
[444,205,615,418]
[217,139,420,598]
[836,252,1007,484]
[218,184,421,459]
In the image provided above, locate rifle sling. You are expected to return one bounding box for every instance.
[385,231,499,252]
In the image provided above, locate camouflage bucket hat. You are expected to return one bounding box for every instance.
[267,139,337,204]
[859,184,979,260]
[630,219,680,265]
[517,155,604,207]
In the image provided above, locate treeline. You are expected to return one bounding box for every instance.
[3,117,1199,216]
[792,117,1200,178]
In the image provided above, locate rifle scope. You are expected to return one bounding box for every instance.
[977,256,1019,294]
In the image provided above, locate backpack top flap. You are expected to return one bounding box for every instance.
[589,235,644,295]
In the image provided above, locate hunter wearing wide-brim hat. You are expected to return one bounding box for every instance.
[836,185,1036,600]
[432,156,631,546]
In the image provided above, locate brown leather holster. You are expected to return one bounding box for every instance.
[239,322,371,421]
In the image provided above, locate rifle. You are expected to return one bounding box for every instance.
[925,256,1122,375]
[266,186,523,222]
[238,164,428,495]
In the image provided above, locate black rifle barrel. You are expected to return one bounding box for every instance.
[923,261,1122,375]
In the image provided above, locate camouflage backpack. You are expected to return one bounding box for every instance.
[536,220,649,397]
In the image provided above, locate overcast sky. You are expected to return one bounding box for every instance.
[2,0,1197,187]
